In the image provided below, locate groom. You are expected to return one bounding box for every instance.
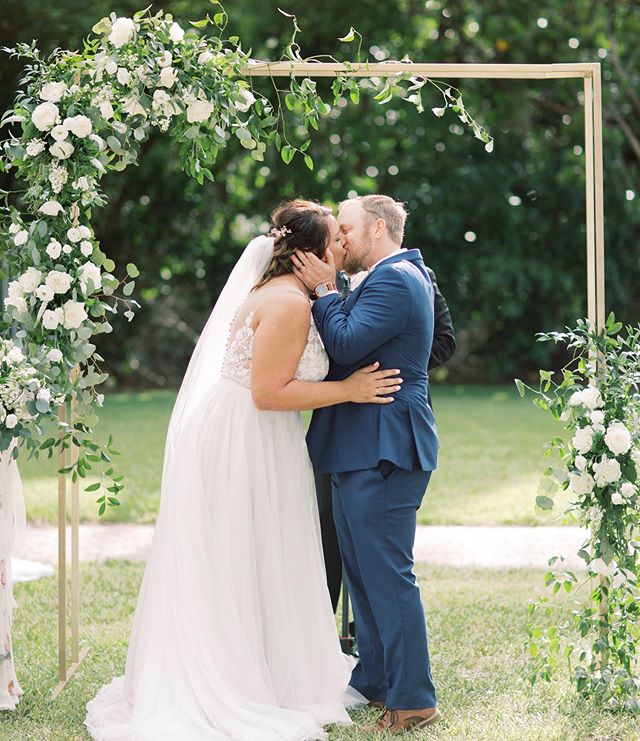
[293,195,440,733]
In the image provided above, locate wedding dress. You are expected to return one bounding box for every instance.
[85,237,357,740]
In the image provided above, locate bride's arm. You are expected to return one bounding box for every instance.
[250,293,401,412]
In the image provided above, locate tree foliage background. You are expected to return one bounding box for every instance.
[1,0,638,386]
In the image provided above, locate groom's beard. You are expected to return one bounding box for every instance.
[344,238,372,275]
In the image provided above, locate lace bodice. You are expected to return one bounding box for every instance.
[221,311,329,389]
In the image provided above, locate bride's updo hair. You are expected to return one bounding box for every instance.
[254,199,333,289]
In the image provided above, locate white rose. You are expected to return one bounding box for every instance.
[109,17,135,48]
[78,262,102,294]
[198,50,214,65]
[151,90,180,117]
[5,295,28,315]
[611,491,624,505]
[67,227,83,243]
[45,240,62,259]
[39,200,64,216]
[51,124,69,141]
[152,89,171,107]
[235,88,256,112]
[574,454,588,471]
[592,424,606,435]
[568,471,595,496]
[593,456,622,488]
[36,284,55,302]
[8,223,20,235]
[156,51,173,68]
[13,229,28,246]
[6,347,24,364]
[64,115,92,138]
[99,101,115,120]
[159,66,178,88]
[590,410,605,425]
[604,422,632,456]
[186,99,214,123]
[40,82,67,103]
[117,67,131,85]
[169,22,185,42]
[42,307,64,330]
[6,280,24,300]
[46,348,63,363]
[50,140,75,159]
[105,60,118,75]
[78,225,91,239]
[5,414,18,430]
[80,240,93,257]
[581,386,604,410]
[26,139,45,156]
[62,244,73,254]
[572,425,594,454]
[32,101,59,131]
[62,299,88,329]
[45,269,73,294]
[19,267,42,293]
[560,410,571,422]
[621,482,636,499]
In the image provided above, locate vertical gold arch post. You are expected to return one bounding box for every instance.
[52,61,605,693]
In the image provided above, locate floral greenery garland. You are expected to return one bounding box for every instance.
[517,314,640,710]
[0,5,492,513]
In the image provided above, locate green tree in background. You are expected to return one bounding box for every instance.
[1,0,638,386]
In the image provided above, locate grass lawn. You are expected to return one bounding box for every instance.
[18,385,568,527]
[2,562,638,740]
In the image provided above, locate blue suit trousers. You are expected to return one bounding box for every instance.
[331,462,436,709]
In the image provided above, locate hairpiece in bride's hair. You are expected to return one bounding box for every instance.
[267,225,292,241]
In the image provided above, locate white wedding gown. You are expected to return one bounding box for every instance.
[85,303,357,740]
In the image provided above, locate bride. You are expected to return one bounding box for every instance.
[85,199,402,741]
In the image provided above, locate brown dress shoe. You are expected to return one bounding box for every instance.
[362,707,442,734]
[361,708,394,733]
[367,699,386,710]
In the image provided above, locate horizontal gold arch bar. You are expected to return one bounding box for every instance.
[244,61,597,80]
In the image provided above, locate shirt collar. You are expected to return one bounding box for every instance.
[368,248,408,272]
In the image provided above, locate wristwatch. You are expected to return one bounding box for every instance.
[314,282,336,298]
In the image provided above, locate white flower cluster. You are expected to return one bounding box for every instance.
[4,221,100,331]
[564,384,639,525]
[0,339,60,432]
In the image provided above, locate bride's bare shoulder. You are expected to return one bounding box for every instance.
[252,285,311,328]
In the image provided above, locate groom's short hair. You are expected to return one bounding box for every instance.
[343,195,408,244]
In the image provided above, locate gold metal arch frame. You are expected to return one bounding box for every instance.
[53,61,605,695]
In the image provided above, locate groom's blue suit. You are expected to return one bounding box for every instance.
[307,248,438,710]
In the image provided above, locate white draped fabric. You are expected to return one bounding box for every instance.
[0,440,25,711]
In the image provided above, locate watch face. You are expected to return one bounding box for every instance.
[315,283,328,297]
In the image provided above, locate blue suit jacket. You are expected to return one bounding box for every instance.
[307,249,439,474]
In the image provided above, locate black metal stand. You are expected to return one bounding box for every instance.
[339,567,355,655]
